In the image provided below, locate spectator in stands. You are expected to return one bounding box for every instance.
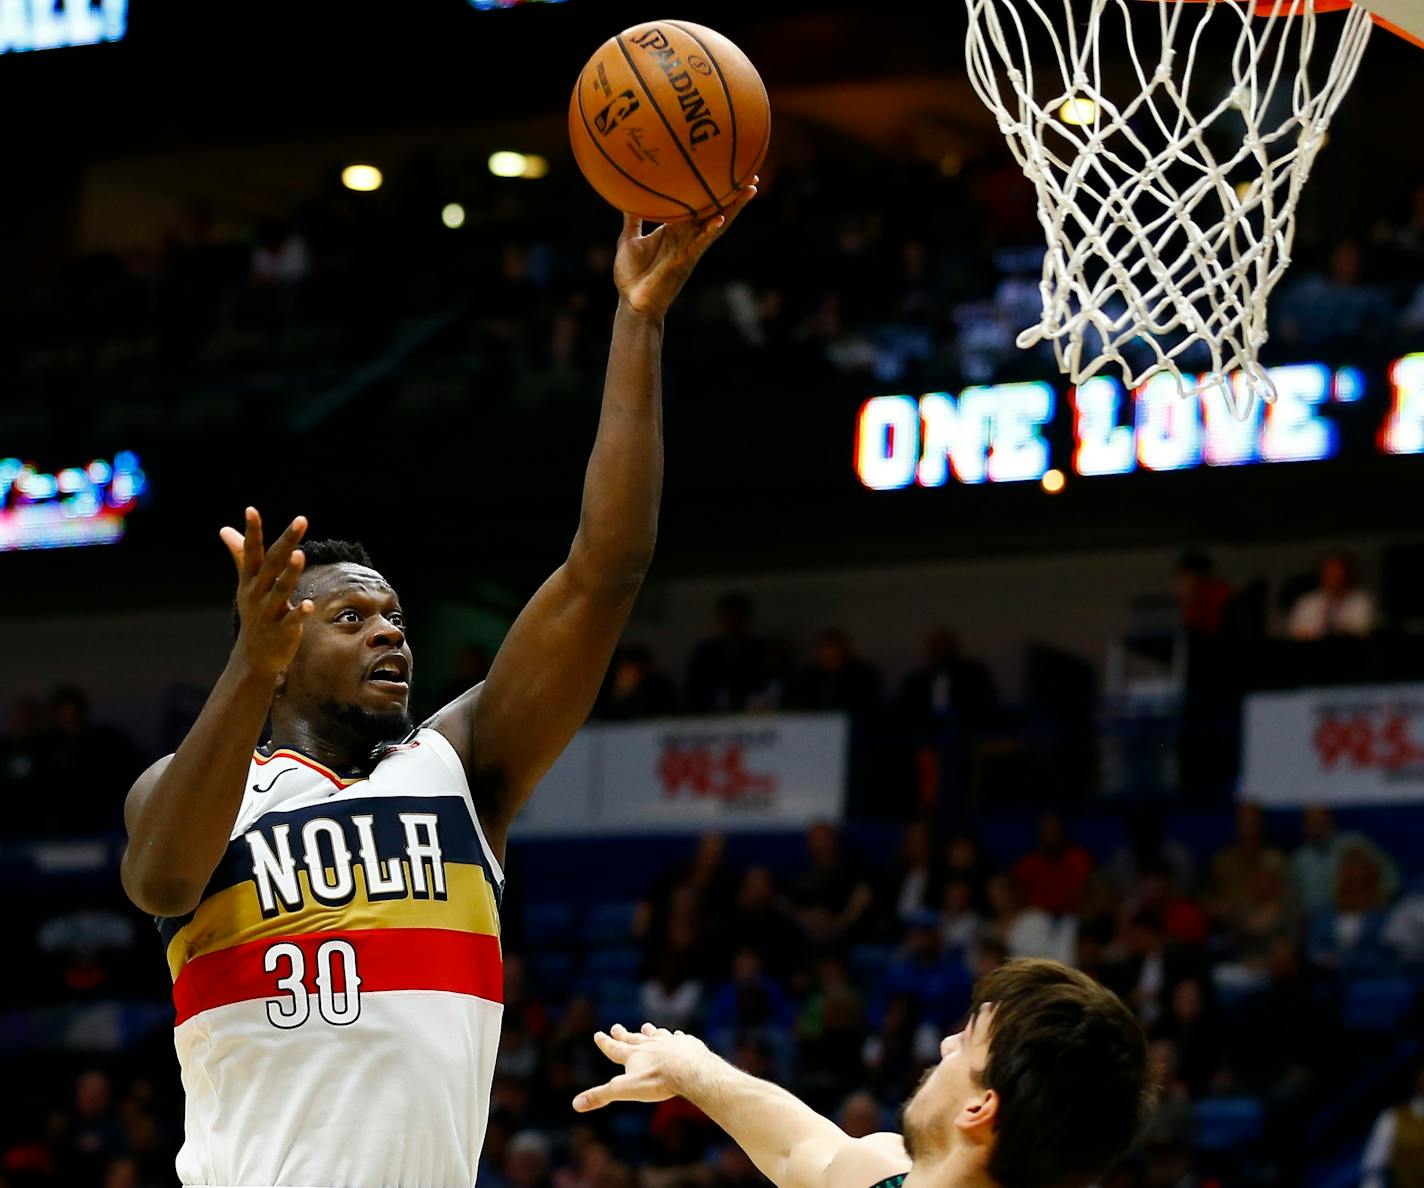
[898,629,997,723]
[1384,881,1424,965]
[1307,843,1392,972]
[1126,863,1209,949]
[640,951,703,1032]
[1152,978,1225,1098]
[1207,803,1287,924]
[876,907,973,1029]
[1108,811,1196,894]
[706,1144,764,1188]
[882,820,941,924]
[1362,1060,1424,1188]
[984,872,1075,963]
[704,947,796,1051]
[1113,909,1202,1029]
[70,1070,125,1186]
[942,832,992,911]
[784,628,882,714]
[685,591,768,714]
[1223,861,1299,968]
[1175,550,1234,640]
[506,1130,554,1188]
[0,695,42,799]
[796,955,869,1109]
[1291,805,1400,917]
[860,991,940,1102]
[34,685,138,833]
[726,865,803,980]
[1013,812,1094,916]
[786,822,875,945]
[837,1092,883,1140]
[1229,937,1318,1099]
[1286,551,1378,640]
[938,874,981,957]
[594,644,678,720]
[1276,239,1394,350]
[635,835,738,975]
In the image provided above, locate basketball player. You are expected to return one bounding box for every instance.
[119,184,756,1188]
[575,959,1153,1188]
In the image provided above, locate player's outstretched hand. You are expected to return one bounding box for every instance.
[614,179,757,320]
[573,1022,712,1113]
[218,507,315,680]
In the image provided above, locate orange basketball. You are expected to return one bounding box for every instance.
[568,20,770,224]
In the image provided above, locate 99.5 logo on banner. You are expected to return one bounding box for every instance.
[1313,708,1424,774]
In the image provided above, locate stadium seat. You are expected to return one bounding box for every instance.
[584,901,640,945]
[583,947,643,980]
[522,902,578,946]
[1342,977,1418,1031]
[1194,1097,1265,1151]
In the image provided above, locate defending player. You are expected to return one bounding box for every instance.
[119,185,755,1188]
[575,959,1153,1188]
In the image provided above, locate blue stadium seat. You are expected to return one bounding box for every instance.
[1194,1097,1265,1151]
[525,950,576,994]
[583,947,643,980]
[523,902,578,946]
[584,900,640,945]
[1343,977,1417,1031]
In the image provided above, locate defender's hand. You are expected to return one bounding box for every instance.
[614,180,757,319]
[573,1022,712,1112]
[218,507,315,680]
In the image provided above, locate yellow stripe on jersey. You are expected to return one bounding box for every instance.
[166,861,500,981]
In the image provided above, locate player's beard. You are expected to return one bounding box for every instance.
[319,699,414,753]
[899,1066,936,1163]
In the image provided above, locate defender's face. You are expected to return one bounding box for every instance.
[901,1005,995,1161]
[285,564,413,712]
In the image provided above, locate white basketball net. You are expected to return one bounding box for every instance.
[964,0,1375,412]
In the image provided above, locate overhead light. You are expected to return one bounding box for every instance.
[488,151,549,179]
[1041,468,1066,494]
[442,203,466,229]
[341,164,383,192]
[1057,97,1098,126]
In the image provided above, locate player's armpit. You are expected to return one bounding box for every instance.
[816,1134,911,1188]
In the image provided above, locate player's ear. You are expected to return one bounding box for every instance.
[954,1086,998,1139]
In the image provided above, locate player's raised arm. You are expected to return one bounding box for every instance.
[429,184,756,857]
[120,509,314,916]
[572,1024,909,1188]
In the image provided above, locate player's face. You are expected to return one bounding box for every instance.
[285,564,414,720]
[900,1005,995,1163]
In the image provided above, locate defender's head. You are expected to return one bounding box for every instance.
[235,539,414,750]
[900,958,1151,1188]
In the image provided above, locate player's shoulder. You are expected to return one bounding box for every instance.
[824,1133,911,1188]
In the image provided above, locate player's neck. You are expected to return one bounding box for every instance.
[902,1146,996,1188]
[266,716,372,775]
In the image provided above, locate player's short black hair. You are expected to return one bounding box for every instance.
[230,538,376,640]
[973,959,1153,1188]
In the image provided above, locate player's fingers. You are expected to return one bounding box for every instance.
[611,1023,648,1044]
[620,212,644,242]
[219,526,246,575]
[258,515,309,587]
[242,507,265,578]
[573,1074,638,1113]
[640,1022,657,1037]
[270,549,307,606]
[593,1030,633,1064]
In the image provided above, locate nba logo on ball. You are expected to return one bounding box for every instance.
[569,20,770,224]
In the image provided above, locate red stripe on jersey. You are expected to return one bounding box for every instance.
[172,927,503,1026]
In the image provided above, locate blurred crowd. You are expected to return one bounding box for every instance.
[4,137,1422,431]
[5,805,1421,1188]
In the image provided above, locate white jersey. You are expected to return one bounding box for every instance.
[157,727,506,1188]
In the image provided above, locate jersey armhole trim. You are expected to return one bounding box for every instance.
[416,727,506,888]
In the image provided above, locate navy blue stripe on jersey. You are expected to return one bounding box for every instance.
[156,792,499,948]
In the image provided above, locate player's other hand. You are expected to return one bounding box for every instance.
[218,507,315,681]
[614,179,757,320]
[573,1022,711,1112]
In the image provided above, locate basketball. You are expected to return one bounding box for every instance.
[568,20,770,223]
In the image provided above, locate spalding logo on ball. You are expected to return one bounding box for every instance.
[569,20,770,223]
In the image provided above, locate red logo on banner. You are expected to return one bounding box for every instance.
[658,740,777,804]
[1313,710,1424,772]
